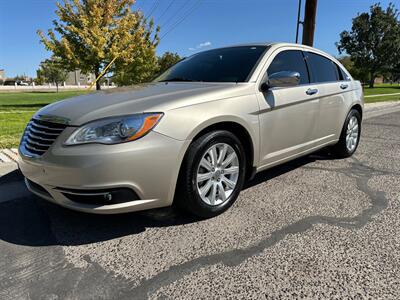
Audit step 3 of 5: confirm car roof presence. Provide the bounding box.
[217,42,340,64]
[217,42,322,52]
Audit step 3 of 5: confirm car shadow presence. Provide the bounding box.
[244,150,335,190]
[0,150,333,247]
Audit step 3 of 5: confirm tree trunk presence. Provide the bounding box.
[96,79,101,91]
[94,69,101,91]
[56,82,59,93]
[369,71,375,88]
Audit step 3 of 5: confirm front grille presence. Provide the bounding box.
[21,118,67,157]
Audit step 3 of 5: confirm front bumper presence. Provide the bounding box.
[18,131,189,214]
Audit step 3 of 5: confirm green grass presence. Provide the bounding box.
[0,90,85,110]
[364,94,400,103]
[363,83,400,96]
[0,91,87,148]
[363,83,400,103]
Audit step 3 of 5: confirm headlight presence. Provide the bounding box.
[64,113,163,145]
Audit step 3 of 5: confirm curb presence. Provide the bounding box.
[0,148,18,163]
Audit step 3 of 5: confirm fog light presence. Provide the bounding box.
[57,187,140,205]
[104,193,113,201]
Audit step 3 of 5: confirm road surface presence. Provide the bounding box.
[1,109,400,299]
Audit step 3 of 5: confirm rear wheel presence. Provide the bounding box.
[332,109,361,158]
[175,130,246,218]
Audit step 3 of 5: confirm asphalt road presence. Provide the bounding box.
[1,109,400,299]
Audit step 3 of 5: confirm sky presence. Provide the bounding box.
[0,0,395,78]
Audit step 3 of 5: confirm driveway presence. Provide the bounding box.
[1,107,400,299]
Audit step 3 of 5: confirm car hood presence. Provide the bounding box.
[34,82,254,125]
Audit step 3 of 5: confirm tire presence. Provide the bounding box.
[332,109,361,158]
[175,130,246,218]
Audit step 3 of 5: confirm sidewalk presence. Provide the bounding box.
[0,148,18,163]
[364,92,400,98]
[364,100,400,119]
[0,149,19,177]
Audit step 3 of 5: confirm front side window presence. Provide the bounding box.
[267,50,310,85]
[155,46,267,83]
[306,52,339,83]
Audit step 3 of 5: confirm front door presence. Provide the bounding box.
[256,49,320,167]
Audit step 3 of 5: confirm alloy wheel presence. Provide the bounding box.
[346,116,359,152]
[196,143,240,206]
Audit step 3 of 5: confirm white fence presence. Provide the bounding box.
[0,84,116,92]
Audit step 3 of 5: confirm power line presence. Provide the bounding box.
[160,0,202,40]
[160,0,191,28]
[147,0,161,19]
[154,0,175,24]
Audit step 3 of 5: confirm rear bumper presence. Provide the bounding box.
[19,131,190,214]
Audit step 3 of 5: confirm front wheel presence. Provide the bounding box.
[332,109,361,158]
[175,130,246,218]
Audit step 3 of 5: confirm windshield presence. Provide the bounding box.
[155,46,267,83]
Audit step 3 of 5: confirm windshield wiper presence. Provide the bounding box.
[159,77,197,82]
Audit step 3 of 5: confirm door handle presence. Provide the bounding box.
[306,88,318,95]
[340,83,349,90]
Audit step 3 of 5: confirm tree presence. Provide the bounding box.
[337,56,369,84]
[336,3,400,88]
[34,71,46,86]
[390,61,400,83]
[112,48,158,86]
[13,75,28,81]
[37,57,68,92]
[157,52,182,75]
[113,51,182,86]
[38,0,160,90]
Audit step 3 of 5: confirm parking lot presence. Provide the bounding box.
[1,107,400,299]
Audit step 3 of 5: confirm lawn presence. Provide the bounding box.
[0,91,87,148]
[363,83,400,103]
[363,83,400,96]
[0,90,85,110]
[364,93,400,103]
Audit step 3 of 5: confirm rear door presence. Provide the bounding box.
[256,49,320,167]
[304,52,345,140]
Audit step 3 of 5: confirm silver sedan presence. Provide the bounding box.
[18,42,363,217]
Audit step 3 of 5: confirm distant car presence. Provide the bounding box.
[17,81,29,86]
[19,42,363,217]
[3,80,16,86]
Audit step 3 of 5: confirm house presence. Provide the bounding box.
[65,70,96,86]
[0,69,5,81]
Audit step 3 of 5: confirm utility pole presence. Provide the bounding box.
[295,0,302,43]
[302,0,318,46]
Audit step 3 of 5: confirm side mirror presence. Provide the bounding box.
[261,71,301,91]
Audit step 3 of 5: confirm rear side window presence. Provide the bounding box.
[267,50,310,85]
[306,52,339,83]
[337,65,350,81]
